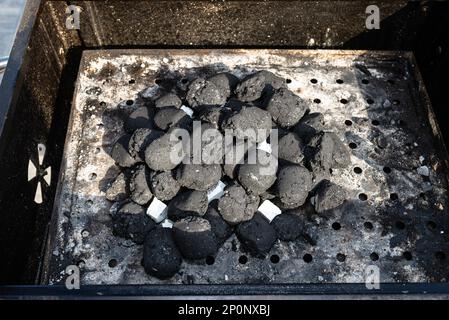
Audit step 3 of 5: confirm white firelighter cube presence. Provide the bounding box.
[161,219,174,229]
[207,180,226,203]
[257,200,282,223]
[146,197,168,223]
[180,105,194,118]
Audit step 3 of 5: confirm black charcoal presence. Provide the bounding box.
[143,227,182,279]
[129,165,153,205]
[172,216,218,260]
[271,213,304,241]
[112,202,155,244]
[278,132,305,165]
[207,72,239,99]
[276,165,312,207]
[154,92,182,109]
[167,189,209,221]
[111,134,137,167]
[217,183,260,225]
[204,200,233,245]
[128,128,164,162]
[266,87,308,128]
[176,163,222,191]
[311,179,347,213]
[124,106,154,133]
[222,106,272,143]
[149,170,180,201]
[305,131,334,180]
[235,73,266,102]
[186,78,228,109]
[153,106,192,131]
[328,132,351,168]
[295,112,326,143]
[145,133,184,171]
[105,171,128,202]
[238,150,278,195]
[236,213,277,258]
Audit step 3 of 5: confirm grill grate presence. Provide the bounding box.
[43,49,449,285]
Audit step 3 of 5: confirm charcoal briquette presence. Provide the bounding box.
[105,171,128,202]
[271,213,304,241]
[112,202,155,244]
[238,150,278,195]
[128,128,164,162]
[278,132,305,165]
[311,179,347,213]
[276,165,312,207]
[235,213,277,258]
[172,216,218,260]
[129,165,153,205]
[222,106,272,143]
[149,170,180,201]
[124,106,154,133]
[207,72,239,99]
[111,134,137,167]
[176,163,222,191]
[234,73,266,102]
[217,183,260,225]
[204,200,233,245]
[186,78,228,109]
[266,87,308,128]
[154,92,182,109]
[153,106,192,131]
[167,189,209,221]
[143,227,182,279]
[145,133,185,171]
[294,112,326,143]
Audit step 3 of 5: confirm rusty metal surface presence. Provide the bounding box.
[44,49,449,285]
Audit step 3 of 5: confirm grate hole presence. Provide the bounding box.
[340,98,348,104]
[89,173,97,181]
[345,120,352,126]
[181,78,189,84]
[310,78,318,84]
[81,229,89,238]
[383,166,392,174]
[371,120,380,126]
[303,254,313,263]
[155,79,163,85]
[95,147,101,154]
[362,79,370,84]
[313,98,321,104]
[336,79,344,84]
[206,256,215,265]
[238,255,248,264]
[358,193,368,201]
[332,222,341,230]
[100,101,107,107]
[126,99,134,106]
[435,251,446,261]
[364,221,374,230]
[270,254,280,264]
[370,252,379,261]
[403,251,413,261]
[336,253,346,262]
[286,78,292,84]
[354,167,362,174]
[349,142,357,149]
[77,260,86,268]
[366,98,374,105]
[108,259,118,268]
[392,99,400,106]
[390,193,399,201]
[128,79,135,84]
[395,221,406,230]
[427,221,437,230]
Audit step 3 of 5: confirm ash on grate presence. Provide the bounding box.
[105,70,350,279]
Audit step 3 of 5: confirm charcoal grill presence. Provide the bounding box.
[1,1,449,297]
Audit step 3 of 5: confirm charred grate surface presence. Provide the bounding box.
[44,50,449,285]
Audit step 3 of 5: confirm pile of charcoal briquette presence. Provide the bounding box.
[105,69,350,279]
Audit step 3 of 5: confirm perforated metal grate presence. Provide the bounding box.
[43,49,449,285]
